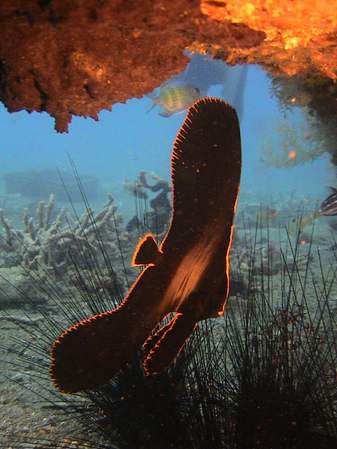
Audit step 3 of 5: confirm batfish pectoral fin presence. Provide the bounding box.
[132,233,162,266]
[143,312,198,376]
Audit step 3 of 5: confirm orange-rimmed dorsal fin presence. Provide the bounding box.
[132,233,162,266]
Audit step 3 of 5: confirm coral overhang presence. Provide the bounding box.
[1,0,337,132]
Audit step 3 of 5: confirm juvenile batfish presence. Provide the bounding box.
[151,84,200,117]
[50,98,242,393]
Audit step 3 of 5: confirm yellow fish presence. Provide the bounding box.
[151,84,200,117]
[288,211,321,236]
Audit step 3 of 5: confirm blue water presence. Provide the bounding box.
[1,57,336,448]
[0,61,334,220]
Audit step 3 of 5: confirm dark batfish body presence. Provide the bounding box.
[50,98,242,393]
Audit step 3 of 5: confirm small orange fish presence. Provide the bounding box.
[50,98,242,393]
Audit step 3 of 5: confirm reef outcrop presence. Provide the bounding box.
[0,193,132,294]
[0,0,264,132]
[2,1,337,163]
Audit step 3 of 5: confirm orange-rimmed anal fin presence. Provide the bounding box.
[143,312,198,376]
[142,315,174,358]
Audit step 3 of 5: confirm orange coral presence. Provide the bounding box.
[2,0,337,128]
[200,0,337,78]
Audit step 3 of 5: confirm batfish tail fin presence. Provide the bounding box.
[143,312,197,376]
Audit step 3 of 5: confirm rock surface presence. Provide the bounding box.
[0,0,264,131]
